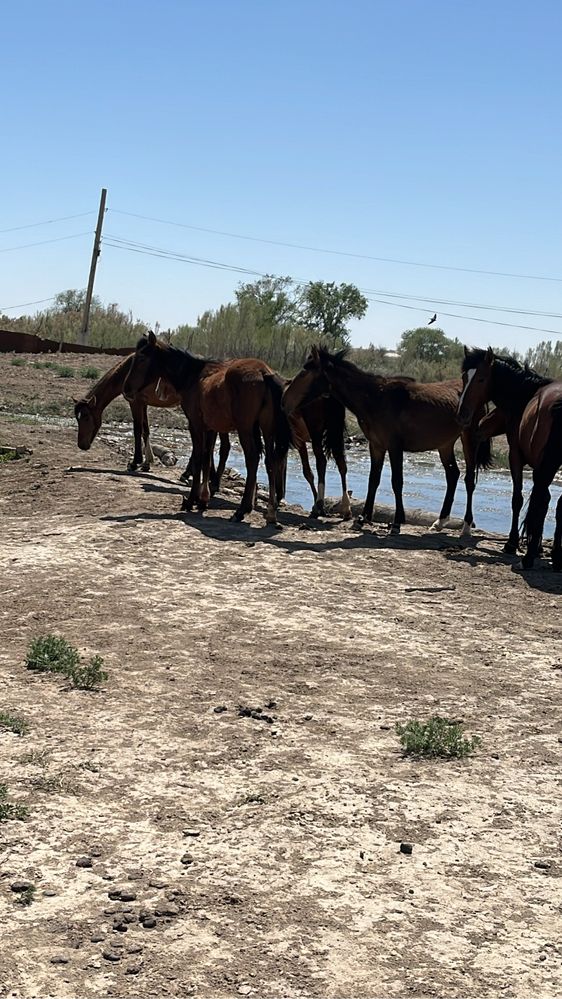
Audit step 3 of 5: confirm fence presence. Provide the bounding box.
[0,329,133,356]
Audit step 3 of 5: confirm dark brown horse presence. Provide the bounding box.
[73,354,230,487]
[286,392,352,520]
[283,345,492,535]
[458,347,562,570]
[123,333,292,525]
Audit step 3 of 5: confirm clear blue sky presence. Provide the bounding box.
[2,0,561,351]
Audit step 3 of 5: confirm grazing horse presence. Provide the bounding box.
[73,355,230,487]
[282,345,492,536]
[123,332,292,525]
[458,346,562,570]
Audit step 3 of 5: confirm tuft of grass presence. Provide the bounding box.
[0,784,28,822]
[79,365,100,380]
[25,635,107,690]
[55,364,74,378]
[19,748,50,766]
[0,711,29,736]
[14,885,36,906]
[10,357,27,366]
[396,716,481,759]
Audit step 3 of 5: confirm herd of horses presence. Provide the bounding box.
[73,333,562,571]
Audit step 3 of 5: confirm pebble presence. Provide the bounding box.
[11,881,33,892]
[43,888,57,897]
[142,917,157,929]
[213,705,227,714]
[76,857,93,868]
[126,962,143,975]
[113,922,128,933]
[155,904,179,917]
[534,861,551,870]
[238,987,253,996]
[50,956,70,965]
[126,944,143,955]
[400,843,414,855]
[304,714,313,721]
[102,950,121,962]
[181,853,194,866]
[183,829,200,838]
[90,935,105,943]
[149,878,169,889]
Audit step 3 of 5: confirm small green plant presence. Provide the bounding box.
[26,634,79,674]
[79,365,100,380]
[55,365,74,378]
[14,885,36,906]
[10,357,26,366]
[19,749,50,766]
[0,784,28,822]
[396,716,481,759]
[25,635,107,690]
[0,712,29,736]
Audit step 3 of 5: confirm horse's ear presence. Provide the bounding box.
[486,346,494,363]
[463,345,469,358]
[148,330,157,346]
[310,345,320,361]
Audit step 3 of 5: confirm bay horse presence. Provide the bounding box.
[73,354,230,488]
[458,346,562,570]
[123,332,292,525]
[282,345,493,536]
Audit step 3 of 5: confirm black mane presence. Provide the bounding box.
[462,346,552,396]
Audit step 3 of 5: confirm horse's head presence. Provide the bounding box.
[74,396,101,450]
[123,331,161,401]
[457,346,495,427]
[282,345,335,416]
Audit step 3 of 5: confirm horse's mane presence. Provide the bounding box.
[462,347,551,391]
[135,335,220,366]
[316,345,416,388]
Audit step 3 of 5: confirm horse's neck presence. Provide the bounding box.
[158,348,210,392]
[327,364,383,417]
[492,363,550,414]
[88,359,129,412]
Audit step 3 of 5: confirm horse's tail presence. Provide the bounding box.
[475,435,494,475]
[264,372,293,462]
[322,396,347,460]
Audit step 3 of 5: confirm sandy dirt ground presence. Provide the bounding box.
[1,354,561,999]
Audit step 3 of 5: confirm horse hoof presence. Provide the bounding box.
[520,555,535,570]
[503,541,518,555]
[141,462,150,472]
[390,524,401,536]
[231,510,245,522]
[127,464,139,474]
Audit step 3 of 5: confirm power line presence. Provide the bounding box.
[0,296,56,312]
[0,231,92,254]
[361,286,562,320]
[0,211,95,235]
[104,233,562,337]
[109,207,562,285]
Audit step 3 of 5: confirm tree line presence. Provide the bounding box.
[2,281,561,381]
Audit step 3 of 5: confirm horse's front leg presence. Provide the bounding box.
[521,476,551,569]
[211,433,230,494]
[263,433,282,526]
[388,445,405,534]
[198,431,217,510]
[127,400,145,472]
[431,444,460,532]
[359,443,385,523]
[141,405,154,471]
[505,444,524,554]
[181,428,203,511]
[333,446,352,521]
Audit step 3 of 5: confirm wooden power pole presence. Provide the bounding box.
[79,187,107,345]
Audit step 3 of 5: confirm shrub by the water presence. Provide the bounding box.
[396,716,480,759]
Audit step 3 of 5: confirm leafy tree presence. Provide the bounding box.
[525,339,562,377]
[298,281,368,345]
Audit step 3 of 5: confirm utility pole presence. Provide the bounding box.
[79,187,107,345]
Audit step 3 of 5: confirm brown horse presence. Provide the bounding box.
[282,345,492,535]
[123,333,292,524]
[286,392,352,520]
[458,347,562,570]
[73,354,231,487]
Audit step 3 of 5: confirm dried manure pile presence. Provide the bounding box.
[0,354,561,998]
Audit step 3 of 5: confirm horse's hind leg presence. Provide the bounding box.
[211,433,230,494]
[431,445,460,532]
[333,441,352,521]
[552,495,562,571]
[198,431,217,510]
[180,452,193,484]
[234,427,260,522]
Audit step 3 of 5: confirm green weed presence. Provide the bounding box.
[14,885,36,906]
[396,716,481,759]
[0,712,29,736]
[55,365,74,378]
[25,635,107,690]
[79,365,100,380]
[10,357,27,366]
[0,784,28,822]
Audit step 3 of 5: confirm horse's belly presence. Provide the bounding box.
[201,386,234,433]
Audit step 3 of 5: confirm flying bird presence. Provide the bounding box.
[428,313,437,325]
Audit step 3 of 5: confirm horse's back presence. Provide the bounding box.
[519,380,562,467]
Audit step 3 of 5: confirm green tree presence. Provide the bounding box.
[298,281,368,345]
